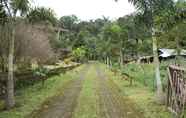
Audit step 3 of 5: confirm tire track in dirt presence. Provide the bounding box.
[96,65,144,118]
[31,65,89,118]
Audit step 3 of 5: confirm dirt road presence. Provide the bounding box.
[31,63,144,118]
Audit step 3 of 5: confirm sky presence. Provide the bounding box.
[33,0,135,21]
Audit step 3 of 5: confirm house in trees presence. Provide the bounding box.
[159,48,186,61]
[138,49,186,63]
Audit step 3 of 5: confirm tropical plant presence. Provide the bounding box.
[27,7,57,26]
[1,0,30,109]
[127,0,174,103]
[72,46,87,62]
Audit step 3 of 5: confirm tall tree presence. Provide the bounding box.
[58,15,79,50]
[127,0,174,103]
[27,7,57,26]
[59,15,78,30]
[2,0,30,109]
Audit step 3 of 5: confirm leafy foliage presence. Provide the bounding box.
[72,46,87,62]
[27,7,57,26]
[33,66,49,78]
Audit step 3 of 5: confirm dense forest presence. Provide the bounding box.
[0,0,186,118]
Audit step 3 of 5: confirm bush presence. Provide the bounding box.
[15,67,50,89]
[111,63,120,73]
[33,66,50,78]
[64,57,72,65]
[72,46,86,63]
[0,100,5,111]
[119,61,178,92]
[121,63,155,90]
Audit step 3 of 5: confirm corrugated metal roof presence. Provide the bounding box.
[159,49,186,58]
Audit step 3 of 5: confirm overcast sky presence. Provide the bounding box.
[33,0,135,21]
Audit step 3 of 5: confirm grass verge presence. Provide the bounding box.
[99,63,172,118]
[0,65,84,118]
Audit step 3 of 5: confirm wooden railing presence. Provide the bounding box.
[167,65,186,118]
[0,64,80,98]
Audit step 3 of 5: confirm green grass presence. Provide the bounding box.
[72,65,98,118]
[0,65,84,118]
[122,63,155,90]
[99,63,172,118]
[113,79,172,118]
[118,60,178,91]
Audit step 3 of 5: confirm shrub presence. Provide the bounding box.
[72,47,86,62]
[33,66,50,78]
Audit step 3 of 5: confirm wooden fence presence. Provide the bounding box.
[0,64,80,98]
[167,65,186,117]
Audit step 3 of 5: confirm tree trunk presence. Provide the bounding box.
[118,56,120,65]
[109,59,112,68]
[6,24,15,109]
[105,57,107,64]
[120,49,123,69]
[106,56,109,67]
[152,30,164,103]
[57,30,60,40]
[175,26,181,64]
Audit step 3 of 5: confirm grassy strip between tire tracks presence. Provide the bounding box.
[73,65,99,118]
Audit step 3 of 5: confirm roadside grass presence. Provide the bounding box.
[99,63,172,118]
[120,59,186,92]
[73,65,99,118]
[0,65,84,118]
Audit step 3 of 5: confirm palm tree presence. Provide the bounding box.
[127,0,174,103]
[2,0,30,109]
[27,7,57,26]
